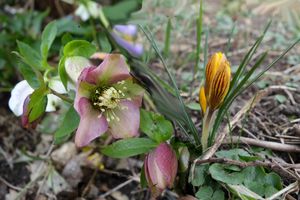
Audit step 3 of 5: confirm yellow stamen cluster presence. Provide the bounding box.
[91,81,130,122]
[199,52,231,114]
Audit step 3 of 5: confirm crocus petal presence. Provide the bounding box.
[75,98,108,147]
[87,54,131,85]
[208,61,231,110]
[8,80,34,116]
[108,100,140,139]
[204,52,226,97]
[199,86,207,115]
[111,32,143,57]
[65,56,91,83]
[113,25,138,36]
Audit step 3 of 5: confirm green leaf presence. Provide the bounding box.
[54,106,80,144]
[140,164,147,188]
[28,86,48,122]
[196,186,213,200]
[186,102,201,111]
[63,40,96,57]
[98,32,112,53]
[212,189,225,200]
[58,56,68,90]
[265,172,282,190]
[191,164,208,186]
[18,63,40,89]
[209,163,245,185]
[275,94,287,104]
[227,184,264,200]
[103,0,143,23]
[140,109,173,143]
[17,40,43,70]
[216,149,250,161]
[163,18,172,57]
[101,138,157,158]
[41,21,57,61]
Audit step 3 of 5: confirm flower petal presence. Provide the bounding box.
[74,67,97,113]
[111,32,143,57]
[154,143,178,187]
[65,56,91,83]
[91,54,131,85]
[199,86,207,115]
[8,80,34,116]
[113,25,138,36]
[108,100,140,139]
[75,97,108,147]
[113,78,144,106]
[204,52,226,97]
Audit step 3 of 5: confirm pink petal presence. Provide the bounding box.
[74,67,97,113]
[75,98,108,147]
[90,54,131,85]
[154,143,178,187]
[108,100,140,139]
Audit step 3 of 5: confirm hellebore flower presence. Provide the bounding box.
[144,143,178,197]
[75,1,101,21]
[199,52,231,114]
[111,25,143,57]
[9,79,67,117]
[199,52,231,151]
[74,54,144,147]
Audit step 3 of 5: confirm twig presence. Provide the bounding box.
[223,136,300,153]
[98,178,136,198]
[266,181,298,200]
[0,176,22,191]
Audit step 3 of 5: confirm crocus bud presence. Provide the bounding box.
[203,52,231,112]
[144,143,178,196]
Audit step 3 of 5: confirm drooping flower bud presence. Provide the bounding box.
[21,95,39,129]
[144,143,178,196]
[201,52,231,112]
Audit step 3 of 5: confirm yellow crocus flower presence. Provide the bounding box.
[200,52,231,114]
[199,52,231,151]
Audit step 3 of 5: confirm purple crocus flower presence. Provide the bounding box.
[74,54,144,147]
[144,143,178,196]
[112,25,143,58]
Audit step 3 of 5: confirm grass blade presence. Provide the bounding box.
[163,18,172,57]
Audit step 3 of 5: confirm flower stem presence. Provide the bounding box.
[50,89,73,104]
[201,108,214,152]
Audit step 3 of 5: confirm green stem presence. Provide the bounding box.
[50,89,73,104]
[201,108,213,152]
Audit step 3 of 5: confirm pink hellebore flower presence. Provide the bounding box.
[144,143,178,196]
[74,54,144,147]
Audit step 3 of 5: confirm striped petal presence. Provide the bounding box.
[199,86,207,115]
[208,60,231,110]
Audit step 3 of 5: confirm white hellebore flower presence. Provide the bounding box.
[75,1,101,21]
[9,79,67,116]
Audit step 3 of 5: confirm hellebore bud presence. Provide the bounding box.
[144,143,178,196]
